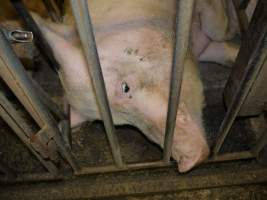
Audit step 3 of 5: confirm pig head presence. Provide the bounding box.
[31,0,209,173]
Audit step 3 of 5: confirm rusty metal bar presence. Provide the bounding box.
[1,160,267,199]
[0,91,59,175]
[208,151,254,163]
[213,0,267,156]
[163,0,195,162]
[70,0,124,168]
[10,0,60,72]
[0,29,79,172]
[0,150,256,183]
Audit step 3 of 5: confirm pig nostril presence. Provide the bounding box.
[122,82,130,93]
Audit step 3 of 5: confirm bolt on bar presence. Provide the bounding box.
[0,29,79,172]
[213,0,267,156]
[70,0,124,168]
[163,0,195,162]
[10,0,60,72]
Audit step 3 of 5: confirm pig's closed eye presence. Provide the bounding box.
[122,82,130,93]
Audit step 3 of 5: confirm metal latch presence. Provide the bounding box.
[2,28,33,43]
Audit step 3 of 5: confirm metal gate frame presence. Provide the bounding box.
[0,0,267,183]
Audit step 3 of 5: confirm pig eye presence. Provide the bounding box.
[122,82,130,93]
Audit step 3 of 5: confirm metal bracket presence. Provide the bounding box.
[2,28,33,43]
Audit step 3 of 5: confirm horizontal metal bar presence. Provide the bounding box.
[0,91,59,175]
[213,1,267,156]
[0,149,256,183]
[70,0,124,168]
[1,160,266,199]
[0,29,79,172]
[208,151,254,163]
[77,161,170,176]
[163,0,195,162]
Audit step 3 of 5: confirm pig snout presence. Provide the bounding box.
[173,102,209,172]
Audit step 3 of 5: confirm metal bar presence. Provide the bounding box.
[232,0,249,37]
[239,0,251,9]
[0,160,16,178]
[1,161,267,199]
[0,29,79,172]
[70,0,124,168]
[0,92,59,175]
[208,151,254,163]
[31,77,66,120]
[10,0,60,72]
[163,0,195,162]
[251,128,267,156]
[61,100,71,148]
[0,150,256,183]
[213,0,267,156]
[42,0,62,23]
[77,161,169,176]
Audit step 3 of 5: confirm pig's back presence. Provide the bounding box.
[64,0,176,29]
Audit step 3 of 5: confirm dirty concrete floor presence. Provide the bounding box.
[101,185,267,200]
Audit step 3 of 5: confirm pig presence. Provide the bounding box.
[191,0,258,67]
[30,0,210,173]
[3,0,256,172]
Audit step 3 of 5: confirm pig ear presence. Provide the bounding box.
[31,12,78,45]
[30,12,81,66]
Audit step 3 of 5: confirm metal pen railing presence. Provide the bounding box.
[212,0,267,157]
[0,28,79,173]
[163,0,195,162]
[70,0,124,168]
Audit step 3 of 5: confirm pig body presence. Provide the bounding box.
[32,0,210,172]
[191,0,258,67]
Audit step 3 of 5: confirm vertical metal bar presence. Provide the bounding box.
[232,0,249,37]
[213,0,267,156]
[70,0,124,168]
[163,0,195,162]
[251,128,267,156]
[0,29,79,172]
[30,78,66,120]
[60,100,71,149]
[42,0,62,23]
